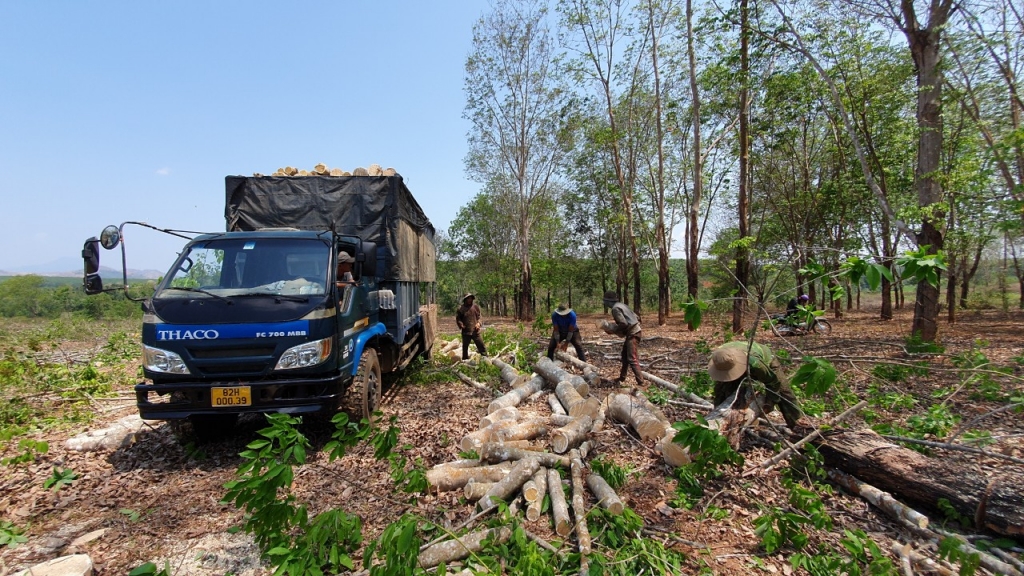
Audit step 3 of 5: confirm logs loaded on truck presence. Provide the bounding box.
[79,167,437,438]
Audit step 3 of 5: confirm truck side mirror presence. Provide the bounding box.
[359,241,377,278]
[99,225,121,250]
[82,238,104,295]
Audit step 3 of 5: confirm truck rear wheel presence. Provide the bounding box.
[352,348,381,421]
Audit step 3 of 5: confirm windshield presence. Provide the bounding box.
[156,237,331,299]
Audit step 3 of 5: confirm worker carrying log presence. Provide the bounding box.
[707,341,807,430]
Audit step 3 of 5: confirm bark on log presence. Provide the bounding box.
[606,393,689,466]
[815,429,1024,537]
[487,357,525,389]
[426,462,511,492]
[570,449,592,555]
[526,466,548,522]
[586,472,624,515]
[827,468,929,529]
[524,466,546,503]
[534,357,589,396]
[417,526,512,569]
[461,419,549,452]
[431,458,480,469]
[554,380,586,416]
[478,442,571,469]
[548,393,567,416]
[455,371,491,393]
[555,351,601,388]
[480,406,519,428]
[463,480,496,501]
[477,458,541,512]
[487,375,546,414]
[547,467,571,536]
[551,415,594,454]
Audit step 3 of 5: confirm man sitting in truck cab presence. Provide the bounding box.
[336,251,356,287]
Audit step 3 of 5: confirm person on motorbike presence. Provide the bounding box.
[786,294,810,324]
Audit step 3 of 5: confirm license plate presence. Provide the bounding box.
[211,386,251,408]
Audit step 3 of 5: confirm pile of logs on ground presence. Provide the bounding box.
[420,344,1024,574]
[257,163,399,177]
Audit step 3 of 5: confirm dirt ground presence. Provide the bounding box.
[1,306,1022,575]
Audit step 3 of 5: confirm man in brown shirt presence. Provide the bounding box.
[455,293,487,361]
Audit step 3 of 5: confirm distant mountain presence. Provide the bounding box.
[0,258,164,280]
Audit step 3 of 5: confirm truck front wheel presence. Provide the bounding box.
[352,348,381,421]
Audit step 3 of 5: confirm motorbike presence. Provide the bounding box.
[766,312,832,336]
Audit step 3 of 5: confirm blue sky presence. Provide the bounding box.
[0,1,483,273]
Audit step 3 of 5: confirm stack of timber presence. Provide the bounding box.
[422,355,629,572]
[263,163,399,177]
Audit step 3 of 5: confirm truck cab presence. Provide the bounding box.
[82,174,436,437]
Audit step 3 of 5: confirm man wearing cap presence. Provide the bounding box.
[707,340,803,429]
[601,290,644,388]
[456,293,486,360]
[546,304,586,361]
[336,251,356,287]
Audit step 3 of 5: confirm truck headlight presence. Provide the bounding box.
[275,337,332,370]
[143,345,191,374]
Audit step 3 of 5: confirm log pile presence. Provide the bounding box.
[261,163,399,177]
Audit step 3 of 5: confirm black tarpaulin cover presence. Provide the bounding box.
[224,175,435,282]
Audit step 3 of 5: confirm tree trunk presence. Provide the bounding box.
[685,0,702,318]
[733,0,750,334]
[814,429,1024,537]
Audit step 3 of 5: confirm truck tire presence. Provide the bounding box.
[189,413,238,442]
[351,348,382,421]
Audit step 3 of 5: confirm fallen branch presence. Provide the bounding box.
[586,472,623,515]
[889,542,955,576]
[827,468,929,529]
[455,371,492,393]
[757,400,868,470]
[417,526,512,569]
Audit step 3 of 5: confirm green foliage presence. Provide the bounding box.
[792,530,897,576]
[671,418,744,478]
[904,333,945,354]
[120,508,146,523]
[682,296,707,330]
[589,455,633,490]
[790,357,837,395]
[950,343,1014,402]
[128,561,172,576]
[754,508,810,553]
[644,386,671,405]
[937,498,972,528]
[0,520,28,548]
[593,526,688,575]
[362,515,421,576]
[222,413,368,575]
[897,246,948,289]
[43,467,77,491]
[870,362,929,384]
[960,430,996,447]
[906,404,959,438]
[938,537,980,576]
[670,418,743,509]
[1,438,48,466]
[867,383,918,411]
[839,256,894,291]
[681,371,713,399]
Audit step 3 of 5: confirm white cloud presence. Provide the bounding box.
[156,167,171,176]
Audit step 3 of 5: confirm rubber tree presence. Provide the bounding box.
[464,0,566,322]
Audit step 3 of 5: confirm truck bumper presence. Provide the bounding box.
[134,374,348,420]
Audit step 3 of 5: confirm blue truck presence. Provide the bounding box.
[81,174,437,436]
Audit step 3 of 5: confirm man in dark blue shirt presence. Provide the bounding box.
[546,304,587,361]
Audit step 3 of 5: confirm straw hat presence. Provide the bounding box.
[555,304,571,315]
[708,346,749,382]
[462,293,475,303]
